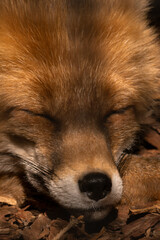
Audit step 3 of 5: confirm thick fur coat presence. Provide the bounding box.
[0,0,160,220]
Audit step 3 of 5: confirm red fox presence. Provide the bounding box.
[0,0,160,220]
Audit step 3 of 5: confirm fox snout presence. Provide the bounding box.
[46,129,122,220]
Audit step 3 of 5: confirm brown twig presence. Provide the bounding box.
[130,202,160,214]
[53,215,84,240]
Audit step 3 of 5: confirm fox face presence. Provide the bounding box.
[0,0,160,220]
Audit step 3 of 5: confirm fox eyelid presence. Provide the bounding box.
[105,105,134,119]
[18,108,58,124]
[17,106,133,122]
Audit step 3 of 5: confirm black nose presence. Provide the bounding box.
[78,172,112,201]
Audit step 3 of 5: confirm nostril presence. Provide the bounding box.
[78,172,112,201]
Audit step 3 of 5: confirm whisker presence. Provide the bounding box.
[20,158,52,177]
[0,151,60,180]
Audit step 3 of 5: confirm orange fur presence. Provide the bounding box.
[0,0,160,219]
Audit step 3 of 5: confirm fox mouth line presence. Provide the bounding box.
[69,205,112,221]
[68,204,111,214]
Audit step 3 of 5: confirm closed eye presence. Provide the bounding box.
[8,107,60,127]
[105,105,134,119]
[18,108,58,124]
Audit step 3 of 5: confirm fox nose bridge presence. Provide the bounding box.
[63,128,114,170]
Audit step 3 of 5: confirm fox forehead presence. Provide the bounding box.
[0,0,159,115]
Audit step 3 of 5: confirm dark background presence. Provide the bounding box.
[148,0,160,35]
